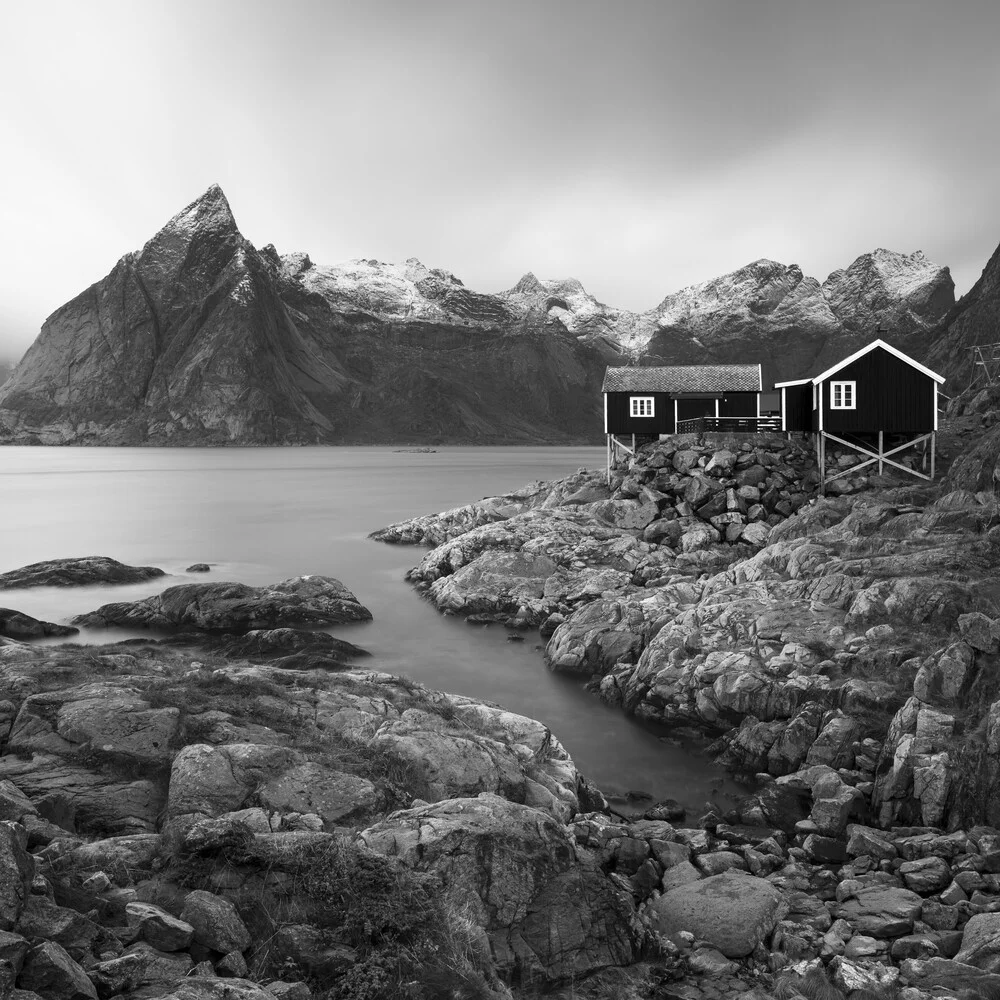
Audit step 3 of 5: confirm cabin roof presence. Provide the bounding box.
[809,338,945,385]
[602,364,762,393]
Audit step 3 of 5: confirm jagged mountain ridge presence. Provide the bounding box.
[0,186,960,444]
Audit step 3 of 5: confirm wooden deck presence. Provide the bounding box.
[675,416,782,434]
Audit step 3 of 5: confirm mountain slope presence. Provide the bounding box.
[0,186,959,445]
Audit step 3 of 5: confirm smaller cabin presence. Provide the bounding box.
[603,364,774,436]
[775,339,944,435]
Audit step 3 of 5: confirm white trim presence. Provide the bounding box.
[756,387,761,421]
[774,377,812,388]
[673,398,678,431]
[714,398,720,418]
[810,338,945,385]
[830,380,857,409]
[603,393,608,434]
[630,396,655,418]
[781,386,786,431]
[934,383,938,431]
[758,363,763,393]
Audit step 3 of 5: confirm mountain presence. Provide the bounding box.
[0,186,958,445]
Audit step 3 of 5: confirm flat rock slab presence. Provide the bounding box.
[0,556,165,589]
[0,608,78,639]
[71,576,372,632]
[646,869,787,957]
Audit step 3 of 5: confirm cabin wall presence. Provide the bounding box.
[782,384,813,431]
[719,392,757,417]
[820,347,934,433]
[605,391,674,434]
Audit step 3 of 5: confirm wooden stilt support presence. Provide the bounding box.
[930,432,936,480]
[878,431,884,475]
[606,435,611,486]
[819,433,826,496]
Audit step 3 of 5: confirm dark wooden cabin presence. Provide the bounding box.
[775,340,944,434]
[774,339,945,489]
[603,364,768,436]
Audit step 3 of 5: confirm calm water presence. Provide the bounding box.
[0,446,748,814]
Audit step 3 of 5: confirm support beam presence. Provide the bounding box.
[819,431,936,486]
[878,431,883,475]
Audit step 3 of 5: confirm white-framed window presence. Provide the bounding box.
[830,381,856,409]
[630,396,655,417]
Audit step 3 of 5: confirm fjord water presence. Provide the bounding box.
[1,446,747,814]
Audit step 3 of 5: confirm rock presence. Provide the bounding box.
[834,886,923,938]
[18,941,97,1000]
[0,557,164,590]
[72,576,372,631]
[900,956,1000,994]
[360,794,636,979]
[179,891,251,954]
[956,912,1000,971]
[125,902,194,952]
[214,629,369,663]
[186,564,211,573]
[959,611,1000,653]
[15,896,100,957]
[687,946,737,974]
[645,869,787,957]
[0,609,78,640]
[899,856,952,895]
[216,950,248,977]
[0,822,33,931]
[86,953,147,998]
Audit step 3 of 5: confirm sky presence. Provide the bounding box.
[2,0,998,361]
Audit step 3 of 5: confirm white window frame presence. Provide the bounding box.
[630,396,655,418]
[830,381,856,410]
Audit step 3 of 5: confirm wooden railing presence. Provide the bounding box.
[675,416,783,435]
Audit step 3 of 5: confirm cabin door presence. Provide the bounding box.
[676,397,715,422]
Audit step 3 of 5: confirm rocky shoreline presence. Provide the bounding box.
[2,459,1000,1000]
[366,432,1000,997]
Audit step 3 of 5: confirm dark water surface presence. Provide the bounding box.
[0,446,749,814]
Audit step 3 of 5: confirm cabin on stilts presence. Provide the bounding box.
[603,339,945,492]
[775,339,945,494]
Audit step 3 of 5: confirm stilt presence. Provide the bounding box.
[878,431,884,475]
[930,432,936,480]
[606,435,611,486]
[819,433,826,496]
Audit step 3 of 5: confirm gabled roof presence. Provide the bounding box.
[602,364,762,393]
[779,339,945,387]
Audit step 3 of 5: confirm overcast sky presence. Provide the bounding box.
[2,0,998,360]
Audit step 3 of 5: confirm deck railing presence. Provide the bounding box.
[675,416,783,435]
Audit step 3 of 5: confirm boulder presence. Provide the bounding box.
[0,609,78,639]
[125,902,195,952]
[956,912,1000,972]
[645,870,787,957]
[18,940,97,999]
[834,886,923,938]
[180,891,251,954]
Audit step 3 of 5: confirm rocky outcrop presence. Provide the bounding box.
[71,576,372,632]
[0,557,164,590]
[0,185,956,444]
[0,608,78,639]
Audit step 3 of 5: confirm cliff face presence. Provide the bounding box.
[0,186,959,444]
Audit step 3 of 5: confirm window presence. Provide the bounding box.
[630,396,655,417]
[830,381,856,409]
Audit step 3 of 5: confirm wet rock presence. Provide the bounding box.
[72,576,372,631]
[186,564,211,573]
[0,557,164,590]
